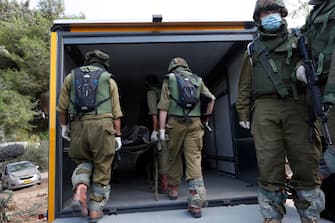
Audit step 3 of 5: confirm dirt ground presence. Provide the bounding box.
[5,172,48,223]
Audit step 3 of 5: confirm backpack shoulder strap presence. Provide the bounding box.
[192,73,202,83]
[164,73,174,79]
[93,69,111,110]
[69,68,80,107]
[247,41,255,57]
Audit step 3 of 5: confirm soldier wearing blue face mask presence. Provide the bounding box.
[261,13,283,31]
[236,0,325,222]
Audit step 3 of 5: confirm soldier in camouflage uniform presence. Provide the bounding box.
[304,0,335,130]
[303,0,335,221]
[304,0,335,171]
[57,50,123,223]
[158,57,215,218]
[145,74,168,193]
[236,1,325,222]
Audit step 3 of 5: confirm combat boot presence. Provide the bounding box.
[158,174,168,194]
[188,189,201,218]
[168,185,178,200]
[71,183,88,216]
[89,210,103,223]
[263,218,281,223]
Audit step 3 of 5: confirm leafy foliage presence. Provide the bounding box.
[0,189,13,222]
[288,0,310,19]
[285,0,311,27]
[0,0,71,139]
[0,87,36,134]
[37,0,64,20]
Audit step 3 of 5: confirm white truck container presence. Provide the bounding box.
[48,19,261,222]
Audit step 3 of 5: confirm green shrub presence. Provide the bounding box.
[0,190,13,222]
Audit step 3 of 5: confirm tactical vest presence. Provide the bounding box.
[250,33,300,97]
[305,0,335,79]
[167,72,202,117]
[69,66,112,116]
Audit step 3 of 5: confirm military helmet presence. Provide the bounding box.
[84,49,110,69]
[168,57,189,73]
[309,0,325,5]
[253,0,288,23]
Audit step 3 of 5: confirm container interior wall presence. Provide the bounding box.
[226,44,258,184]
[57,37,257,213]
[203,42,257,177]
[61,51,80,202]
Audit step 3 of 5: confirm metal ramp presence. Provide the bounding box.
[62,169,258,214]
[106,169,257,211]
[54,203,333,223]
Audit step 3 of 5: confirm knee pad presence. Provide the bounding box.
[88,183,111,211]
[294,188,325,221]
[71,162,93,190]
[258,186,287,220]
[188,178,208,208]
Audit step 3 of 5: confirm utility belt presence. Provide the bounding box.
[69,115,82,121]
[168,115,200,124]
[69,114,114,122]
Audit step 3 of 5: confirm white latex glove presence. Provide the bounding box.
[296,65,307,84]
[150,130,159,142]
[239,121,250,129]
[115,137,122,151]
[285,157,293,180]
[61,125,71,141]
[159,129,166,141]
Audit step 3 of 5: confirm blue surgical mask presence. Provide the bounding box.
[261,13,283,32]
